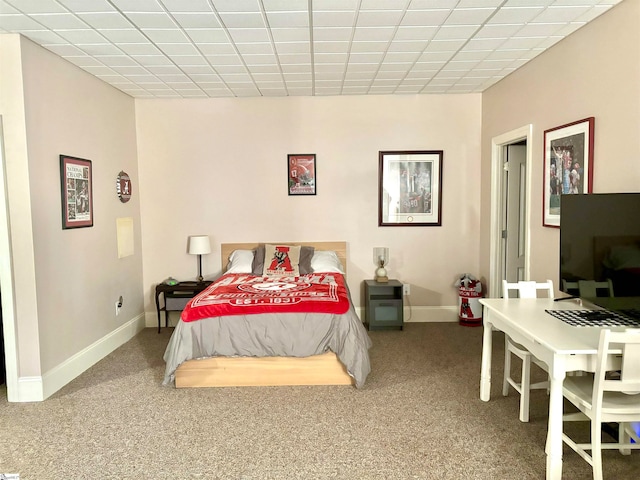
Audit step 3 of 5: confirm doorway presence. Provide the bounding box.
[489,125,533,297]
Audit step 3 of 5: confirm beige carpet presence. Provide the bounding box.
[1,323,638,479]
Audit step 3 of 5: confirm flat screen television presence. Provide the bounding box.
[560,193,640,313]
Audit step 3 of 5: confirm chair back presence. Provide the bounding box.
[502,280,555,299]
[578,279,614,298]
[593,329,640,406]
[562,279,614,297]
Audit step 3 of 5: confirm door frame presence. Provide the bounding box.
[0,115,18,400]
[489,125,533,297]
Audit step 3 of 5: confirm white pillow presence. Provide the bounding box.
[226,249,255,274]
[311,250,345,274]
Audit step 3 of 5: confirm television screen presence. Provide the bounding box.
[560,193,640,313]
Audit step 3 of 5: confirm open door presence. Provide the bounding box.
[503,144,527,284]
[489,126,533,298]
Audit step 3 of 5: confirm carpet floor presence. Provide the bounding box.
[1,322,638,479]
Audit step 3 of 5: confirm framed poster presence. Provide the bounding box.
[60,154,93,229]
[543,117,594,228]
[288,154,316,195]
[379,150,443,226]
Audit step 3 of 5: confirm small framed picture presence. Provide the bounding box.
[288,154,316,195]
[543,117,595,228]
[60,154,93,229]
[379,150,443,226]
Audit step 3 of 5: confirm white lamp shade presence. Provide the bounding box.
[188,235,211,255]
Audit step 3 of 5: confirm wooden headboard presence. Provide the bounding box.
[221,242,347,275]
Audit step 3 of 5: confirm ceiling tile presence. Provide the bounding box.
[212,0,263,13]
[172,12,221,29]
[401,9,451,26]
[160,0,213,12]
[109,0,164,12]
[445,7,495,24]
[116,42,161,55]
[125,12,177,28]
[218,12,265,28]
[357,10,404,27]
[77,12,133,29]
[6,0,66,14]
[56,29,110,43]
[143,29,190,43]
[20,29,68,43]
[227,28,270,43]
[313,11,357,28]
[266,11,308,28]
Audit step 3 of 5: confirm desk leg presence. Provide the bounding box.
[545,360,566,480]
[480,310,493,402]
[155,292,162,334]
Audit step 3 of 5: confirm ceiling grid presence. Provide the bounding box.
[0,0,622,98]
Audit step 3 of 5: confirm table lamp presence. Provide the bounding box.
[188,235,211,283]
[373,247,389,283]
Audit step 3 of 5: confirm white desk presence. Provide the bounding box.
[479,298,616,480]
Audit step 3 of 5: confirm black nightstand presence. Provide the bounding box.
[363,280,404,331]
[155,281,212,333]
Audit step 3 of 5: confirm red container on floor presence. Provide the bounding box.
[458,283,483,327]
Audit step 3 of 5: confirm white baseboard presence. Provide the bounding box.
[353,305,459,323]
[15,314,147,402]
[404,305,459,323]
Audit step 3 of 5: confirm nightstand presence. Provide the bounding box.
[155,281,212,333]
[363,279,404,331]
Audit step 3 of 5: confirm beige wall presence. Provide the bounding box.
[136,94,482,314]
[480,0,640,289]
[0,35,144,398]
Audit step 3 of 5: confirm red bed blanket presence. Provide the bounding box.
[181,273,351,322]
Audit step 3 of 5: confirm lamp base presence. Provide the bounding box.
[375,266,388,283]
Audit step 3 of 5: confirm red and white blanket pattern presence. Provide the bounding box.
[181,273,350,322]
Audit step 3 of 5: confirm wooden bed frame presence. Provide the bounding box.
[174,241,354,388]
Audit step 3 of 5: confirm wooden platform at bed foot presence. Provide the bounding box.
[174,352,354,388]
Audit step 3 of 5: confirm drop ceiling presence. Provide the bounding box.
[0,0,622,98]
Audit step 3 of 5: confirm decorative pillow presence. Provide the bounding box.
[226,249,255,274]
[262,244,301,276]
[252,245,314,275]
[311,250,345,274]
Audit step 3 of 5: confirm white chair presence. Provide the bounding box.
[562,279,614,298]
[502,280,554,422]
[562,328,640,480]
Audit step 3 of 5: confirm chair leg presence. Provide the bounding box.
[592,420,603,480]
[619,423,631,455]
[503,338,511,397]
[519,355,531,423]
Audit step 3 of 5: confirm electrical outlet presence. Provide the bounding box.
[115,295,123,315]
[403,283,410,295]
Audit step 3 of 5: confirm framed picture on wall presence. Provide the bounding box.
[542,117,594,228]
[378,150,443,226]
[288,154,316,195]
[60,154,93,229]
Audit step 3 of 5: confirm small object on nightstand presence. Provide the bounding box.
[373,247,389,283]
[165,277,178,286]
[363,279,403,331]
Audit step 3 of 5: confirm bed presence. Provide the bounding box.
[162,242,372,388]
